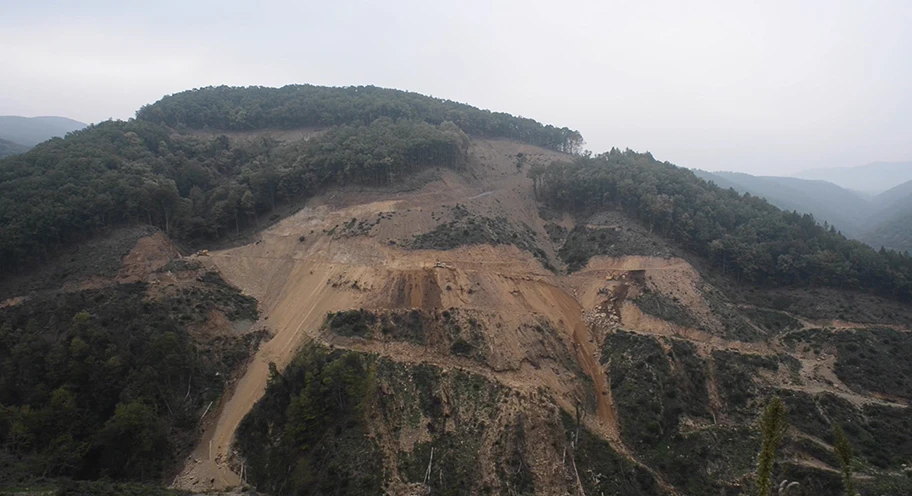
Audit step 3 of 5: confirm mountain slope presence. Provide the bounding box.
[171,138,911,494]
[0,137,29,158]
[0,115,86,147]
[694,170,872,236]
[858,179,912,253]
[2,86,912,495]
[533,152,912,300]
[695,168,912,252]
[873,178,912,208]
[795,161,912,195]
[0,86,584,275]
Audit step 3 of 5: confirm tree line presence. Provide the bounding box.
[531,149,912,300]
[0,118,468,274]
[135,85,584,154]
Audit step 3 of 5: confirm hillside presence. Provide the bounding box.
[873,178,912,208]
[795,161,912,195]
[2,87,912,495]
[695,169,912,253]
[694,170,872,237]
[173,139,910,495]
[0,137,29,159]
[858,180,912,253]
[0,115,87,147]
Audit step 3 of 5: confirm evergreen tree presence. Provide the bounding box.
[755,396,788,496]
[833,424,859,496]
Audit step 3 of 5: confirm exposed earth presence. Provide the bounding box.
[8,136,907,494]
[149,138,909,493]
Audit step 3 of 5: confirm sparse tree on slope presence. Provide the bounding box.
[756,396,788,496]
[833,424,860,496]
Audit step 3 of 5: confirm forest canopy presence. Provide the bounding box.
[531,149,912,300]
[1,84,583,275]
[0,118,468,274]
[135,85,584,154]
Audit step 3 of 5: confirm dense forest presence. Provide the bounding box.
[0,117,468,274]
[236,346,380,495]
[531,149,912,300]
[0,274,259,484]
[136,85,584,154]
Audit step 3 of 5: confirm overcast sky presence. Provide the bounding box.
[2,0,910,175]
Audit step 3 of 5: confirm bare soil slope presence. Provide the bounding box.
[171,138,912,494]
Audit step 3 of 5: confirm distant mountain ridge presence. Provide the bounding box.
[795,161,912,195]
[693,170,872,237]
[697,169,912,253]
[0,115,87,149]
[864,179,912,252]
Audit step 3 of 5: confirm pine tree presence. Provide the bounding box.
[756,396,788,496]
[833,424,859,496]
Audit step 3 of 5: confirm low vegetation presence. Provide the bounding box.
[712,350,780,412]
[556,221,671,273]
[633,288,702,329]
[740,307,802,334]
[410,213,550,268]
[325,308,489,363]
[601,333,758,493]
[560,411,663,495]
[784,327,912,401]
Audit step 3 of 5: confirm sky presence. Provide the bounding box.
[2,0,910,175]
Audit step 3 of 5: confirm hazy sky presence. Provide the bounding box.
[2,0,910,175]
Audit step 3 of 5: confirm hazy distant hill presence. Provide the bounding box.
[0,137,29,159]
[795,161,912,195]
[861,179,912,252]
[873,178,912,209]
[696,168,912,252]
[0,115,87,147]
[865,214,912,253]
[694,170,872,236]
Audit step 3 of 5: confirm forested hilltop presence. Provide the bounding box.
[0,85,584,276]
[136,85,584,154]
[531,149,912,300]
[4,85,912,304]
[0,119,469,274]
